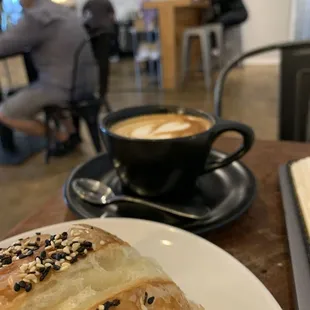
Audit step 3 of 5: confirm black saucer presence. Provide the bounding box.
[64,150,256,235]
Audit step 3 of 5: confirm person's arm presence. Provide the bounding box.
[0,16,43,58]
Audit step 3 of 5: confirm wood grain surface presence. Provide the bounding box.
[144,0,210,89]
[4,138,310,310]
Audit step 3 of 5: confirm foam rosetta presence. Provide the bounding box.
[110,113,212,140]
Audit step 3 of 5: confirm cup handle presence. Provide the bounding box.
[204,120,255,173]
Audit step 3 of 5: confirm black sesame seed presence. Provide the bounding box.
[18,254,27,259]
[45,240,51,246]
[19,281,26,288]
[26,250,33,256]
[51,253,57,260]
[40,266,51,281]
[28,242,38,246]
[38,267,45,273]
[147,296,155,305]
[112,299,120,306]
[82,241,92,248]
[16,250,22,256]
[36,237,41,242]
[14,283,20,292]
[25,282,32,292]
[36,232,41,235]
[77,246,85,253]
[53,264,61,271]
[144,292,148,305]
[18,238,23,241]
[2,257,12,265]
[50,235,56,241]
[40,251,47,259]
[13,243,21,246]
[71,256,78,264]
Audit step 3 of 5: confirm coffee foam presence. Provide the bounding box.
[110,113,212,140]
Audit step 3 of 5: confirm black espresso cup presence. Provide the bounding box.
[100,105,254,199]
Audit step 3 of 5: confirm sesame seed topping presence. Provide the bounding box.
[10,231,94,294]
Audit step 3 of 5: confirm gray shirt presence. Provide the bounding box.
[0,0,97,98]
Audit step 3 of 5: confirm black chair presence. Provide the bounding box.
[44,32,112,163]
[214,41,310,142]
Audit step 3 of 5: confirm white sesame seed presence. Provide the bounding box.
[72,237,81,242]
[44,259,53,264]
[70,252,77,257]
[29,261,36,268]
[20,264,28,272]
[71,243,80,252]
[45,246,53,251]
[59,263,70,272]
[55,261,61,266]
[49,250,56,255]
[36,258,41,264]
[60,259,65,263]
[98,305,104,310]
[63,246,70,254]
[45,263,52,267]
[100,240,105,245]
[61,240,68,246]
[29,266,36,273]
[84,249,88,255]
[19,273,27,278]
[55,239,62,245]
[92,244,97,251]
[25,274,38,283]
[23,278,31,283]
[50,241,55,248]
[55,234,61,240]
[61,262,71,268]
[36,263,45,269]
[35,271,40,276]
[15,246,22,251]
[65,256,72,261]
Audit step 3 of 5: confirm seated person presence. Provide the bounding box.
[0,0,97,155]
[208,0,248,28]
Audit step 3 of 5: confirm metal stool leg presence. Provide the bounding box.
[213,25,224,69]
[199,32,212,89]
[181,32,191,86]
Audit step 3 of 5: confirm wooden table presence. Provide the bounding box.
[5,138,310,310]
[144,0,210,89]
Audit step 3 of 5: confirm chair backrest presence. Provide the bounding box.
[214,41,310,142]
[70,33,99,102]
[71,31,113,102]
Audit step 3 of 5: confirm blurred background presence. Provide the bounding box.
[0,0,308,237]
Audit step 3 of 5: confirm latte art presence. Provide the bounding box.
[110,113,212,139]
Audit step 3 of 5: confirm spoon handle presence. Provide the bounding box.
[108,195,200,220]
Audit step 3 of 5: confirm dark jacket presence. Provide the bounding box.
[83,0,115,34]
[211,0,248,27]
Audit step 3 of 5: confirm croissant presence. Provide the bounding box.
[0,224,204,309]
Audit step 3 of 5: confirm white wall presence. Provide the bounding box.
[75,0,140,20]
[242,0,293,64]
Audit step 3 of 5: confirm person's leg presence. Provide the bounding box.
[0,87,69,141]
[92,34,111,98]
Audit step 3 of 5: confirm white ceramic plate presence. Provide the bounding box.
[0,218,282,309]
